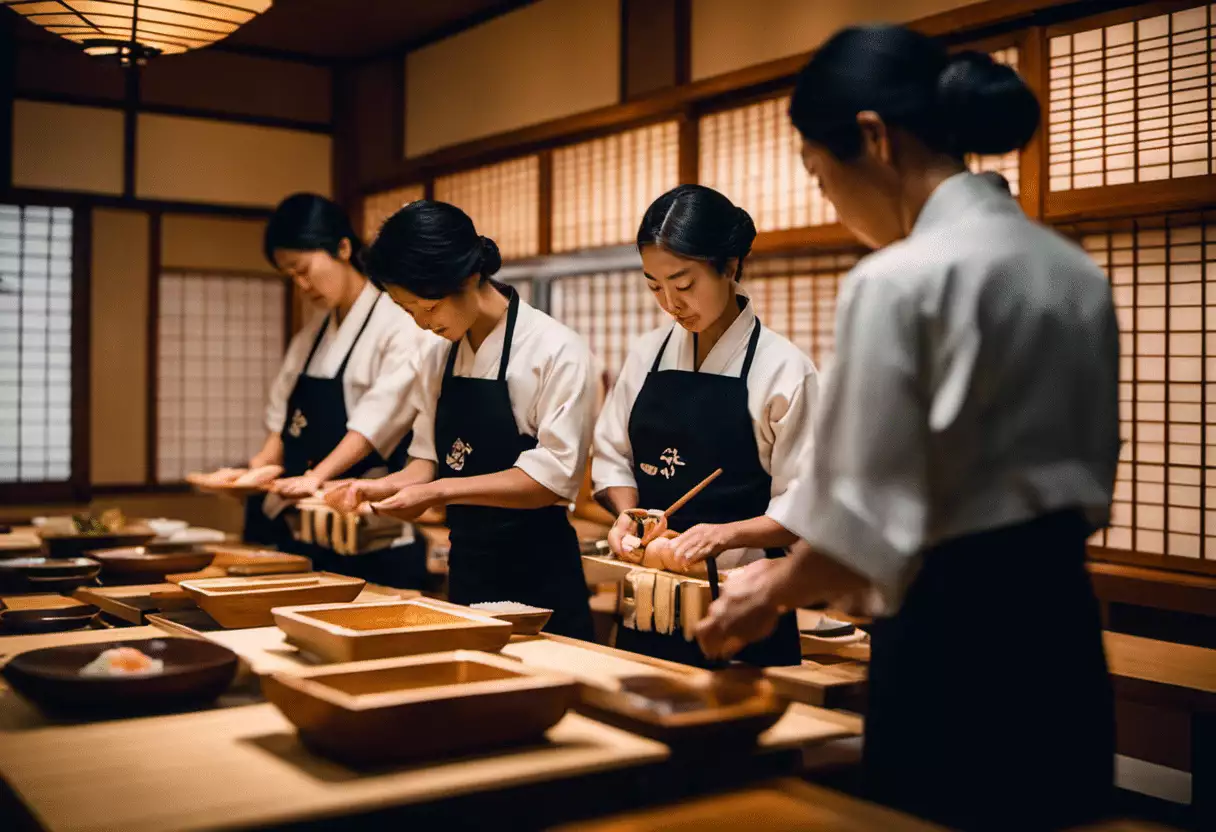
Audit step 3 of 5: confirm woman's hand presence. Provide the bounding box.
[608,511,644,562]
[695,558,785,659]
[272,472,324,499]
[324,479,395,514]
[371,483,443,521]
[671,523,734,567]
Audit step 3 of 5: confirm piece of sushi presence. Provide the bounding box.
[78,646,165,677]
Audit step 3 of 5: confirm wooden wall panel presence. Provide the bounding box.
[90,209,149,486]
[13,39,125,102]
[141,51,332,126]
[622,0,680,100]
[161,215,272,274]
[136,114,332,207]
[350,56,402,188]
[12,100,125,195]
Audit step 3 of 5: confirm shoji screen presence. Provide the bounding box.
[434,156,540,260]
[746,254,860,369]
[0,204,73,484]
[551,121,680,252]
[1048,4,1215,191]
[1078,213,1216,564]
[699,95,836,231]
[362,183,425,242]
[966,46,1024,194]
[549,270,665,382]
[156,273,286,482]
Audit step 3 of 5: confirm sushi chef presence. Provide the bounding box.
[325,200,596,640]
[592,185,818,667]
[695,26,1118,830]
[248,193,434,587]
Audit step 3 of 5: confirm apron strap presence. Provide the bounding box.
[739,318,762,381]
[442,285,521,382]
[301,313,332,375]
[334,292,383,379]
[650,326,677,373]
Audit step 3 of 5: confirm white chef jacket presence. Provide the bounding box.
[408,298,597,502]
[265,280,438,459]
[774,172,1120,611]
[593,297,820,566]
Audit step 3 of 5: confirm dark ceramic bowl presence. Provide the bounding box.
[0,556,102,595]
[86,546,216,581]
[2,637,240,715]
[0,604,101,634]
[40,529,157,558]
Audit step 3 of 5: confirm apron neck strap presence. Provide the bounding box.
[334,292,382,378]
[650,326,677,373]
[301,312,332,373]
[443,284,521,382]
[655,317,762,380]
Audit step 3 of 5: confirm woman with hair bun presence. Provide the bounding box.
[592,184,819,667]
[326,200,595,640]
[243,193,434,587]
[697,25,1119,829]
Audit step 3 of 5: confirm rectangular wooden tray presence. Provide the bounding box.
[275,599,513,663]
[73,583,196,624]
[179,573,365,629]
[261,650,579,766]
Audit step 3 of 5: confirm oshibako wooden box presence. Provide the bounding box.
[178,573,365,629]
[260,651,579,766]
[273,599,513,663]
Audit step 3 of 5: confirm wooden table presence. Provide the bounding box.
[0,594,83,612]
[1104,631,1216,827]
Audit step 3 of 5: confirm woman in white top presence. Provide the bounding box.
[248,193,434,588]
[326,200,596,640]
[696,26,1119,830]
[593,185,818,667]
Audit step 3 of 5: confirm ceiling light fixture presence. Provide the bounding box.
[0,1,273,66]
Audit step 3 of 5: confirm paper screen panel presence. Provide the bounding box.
[698,96,836,231]
[747,254,860,369]
[156,273,286,482]
[551,121,679,252]
[363,184,425,242]
[966,47,1024,195]
[501,278,532,305]
[1049,4,1215,191]
[1081,214,1216,562]
[434,156,540,260]
[549,270,664,382]
[0,205,73,484]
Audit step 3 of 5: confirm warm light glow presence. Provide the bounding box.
[1,1,273,64]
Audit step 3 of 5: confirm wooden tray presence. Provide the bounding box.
[179,573,365,629]
[261,650,579,766]
[74,583,196,625]
[576,673,789,748]
[274,599,513,663]
[184,472,272,498]
[764,660,869,709]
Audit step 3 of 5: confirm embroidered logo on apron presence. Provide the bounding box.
[641,448,685,479]
[446,438,474,471]
[287,409,308,438]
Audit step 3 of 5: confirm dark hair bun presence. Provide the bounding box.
[937,51,1040,155]
[478,235,502,279]
[728,207,758,259]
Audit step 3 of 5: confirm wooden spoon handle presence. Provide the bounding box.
[663,469,723,518]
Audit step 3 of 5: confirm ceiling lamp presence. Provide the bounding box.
[0,1,273,66]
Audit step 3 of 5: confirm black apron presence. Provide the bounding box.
[435,287,594,641]
[864,510,1114,831]
[243,293,426,589]
[615,313,801,668]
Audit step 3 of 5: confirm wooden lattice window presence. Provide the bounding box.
[0,204,73,486]
[501,277,533,305]
[746,254,860,369]
[549,270,665,383]
[362,184,425,242]
[1048,4,1215,191]
[156,273,286,482]
[551,122,680,253]
[967,46,1024,195]
[434,156,540,260]
[699,95,836,231]
[1078,213,1216,565]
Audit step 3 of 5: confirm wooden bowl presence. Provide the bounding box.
[179,573,366,629]
[87,546,216,582]
[0,556,102,594]
[468,603,554,636]
[261,651,578,766]
[274,600,513,663]
[576,674,788,748]
[0,604,100,634]
[39,528,157,558]
[1,637,239,715]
